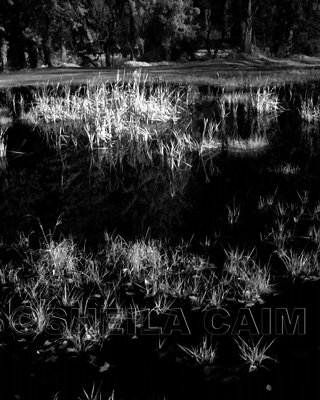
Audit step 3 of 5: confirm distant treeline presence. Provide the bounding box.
[0,0,319,70]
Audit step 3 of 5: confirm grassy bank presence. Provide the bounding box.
[1,54,320,90]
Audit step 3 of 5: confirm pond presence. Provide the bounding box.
[0,76,320,400]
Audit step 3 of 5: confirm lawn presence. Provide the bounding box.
[1,53,320,89]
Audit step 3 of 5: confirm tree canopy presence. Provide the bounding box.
[0,0,320,70]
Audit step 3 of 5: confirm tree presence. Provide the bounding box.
[140,0,200,61]
[0,0,27,69]
[126,0,145,59]
[195,0,234,56]
[253,0,320,56]
[232,0,252,54]
[84,0,128,67]
[31,0,84,67]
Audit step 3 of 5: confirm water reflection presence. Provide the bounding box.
[0,106,12,173]
[2,83,320,253]
[0,133,193,248]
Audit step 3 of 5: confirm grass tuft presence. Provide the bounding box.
[235,336,278,372]
[178,336,218,365]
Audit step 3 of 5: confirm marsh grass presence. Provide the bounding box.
[273,163,300,176]
[307,225,320,244]
[252,86,284,115]
[21,71,220,172]
[204,280,229,309]
[216,86,283,153]
[221,86,283,115]
[61,307,126,352]
[258,188,278,211]
[1,223,278,346]
[19,71,290,174]
[223,248,272,302]
[0,126,7,172]
[227,133,269,152]
[267,217,296,251]
[235,336,277,372]
[79,383,105,400]
[278,248,320,279]
[3,67,320,399]
[152,293,176,314]
[261,190,313,252]
[299,94,320,123]
[178,336,218,365]
[1,222,278,335]
[26,296,55,335]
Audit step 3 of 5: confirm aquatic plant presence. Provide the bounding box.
[178,336,218,365]
[235,336,277,372]
[299,94,320,123]
[21,71,221,174]
[223,248,272,302]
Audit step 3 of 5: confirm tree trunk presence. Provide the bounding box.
[137,37,145,58]
[128,8,136,60]
[163,38,172,61]
[204,9,213,56]
[127,39,135,61]
[0,38,8,72]
[164,46,171,61]
[8,35,26,70]
[235,0,252,54]
[42,14,53,67]
[27,39,38,69]
[43,37,53,67]
[61,40,67,64]
[104,41,112,67]
[241,0,252,54]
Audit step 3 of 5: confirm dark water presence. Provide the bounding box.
[1,83,320,259]
[1,83,320,400]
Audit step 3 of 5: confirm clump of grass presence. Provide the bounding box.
[196,117,221,155]
[125,240,163,283]
[251,86,283,116]
[0,126,7,172]
[178,336,218,365]
[226,197,241,226]
[101,234,214,303]
[218,85,283,153]
[277,248,320,280]
[152,293,176,314]
[36,237,80,284]
[299,94,320,123]
[21,72,218,172]
[78,383,106,400]
[309,201,320,221]
[223,248,272,302]
[307,225,320,244]
[221,86,283,117]
[273,163,300,176]
[262,190,310,250]
[204,280,229,309]
[20,216,83,290]
[235,336,277,372]
[265,217,292,250]
[257,189,278,211]
[61,308,125,353]
[227,133,269,152]
[10,294,55,336]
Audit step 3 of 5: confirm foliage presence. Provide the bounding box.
[137,0,200,61]
[253,0,320,56]
[0,0,320,69]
